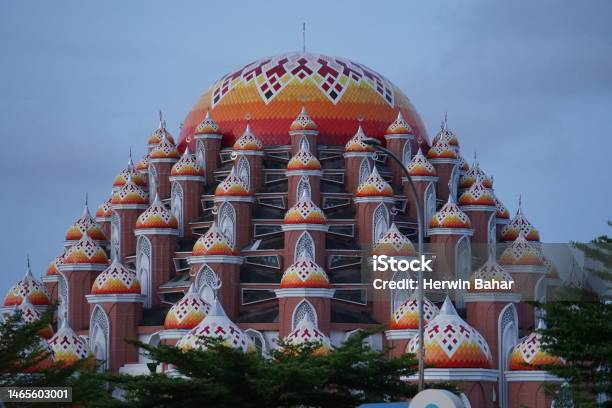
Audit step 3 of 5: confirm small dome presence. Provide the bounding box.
[290,106,318,131]
[65,205,107,242]
[284,191,327,225]
[177,299,248,352]
[95,196,113,219]
[136,193,178,230]
[429,196,472,230]
[164,284,211,329]
[63,232,109,265]
[499,233,544,266]
[112,175,149,205]
[280,256,330,289]
[284,317,332,355]
[195,111,219,135]
[500,201,540,241]
[390,290,439,330]
[345,125,375,153]
[113,155,147,189]
[427,140,457,160]
[215,167,250,196]
[386,111,413,135]
[356,166,394,197]
[458,175,496,207]
[407,297,492,369]
[17,297,54,339]
[192,222,234,256]
[494,195,510,220]
[233,124,264,151]
[431,121,459,148]
[148,119,175,147]
[372,224,416,257]
[135,154,150,173]
[407,148,436,177]
[46,251,66,276]
[459,163,493,189]
[171,147,204,177]
[4,261,51,306]
[91,260,141,295]
[150,135,180,160]
[48,319,91,367]
[287,145,321,171]
[509,322,563,370]
[468,257,515,293]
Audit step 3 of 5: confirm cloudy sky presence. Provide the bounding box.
[1,0,610,294]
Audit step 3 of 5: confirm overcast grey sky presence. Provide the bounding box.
[1,0,611,295]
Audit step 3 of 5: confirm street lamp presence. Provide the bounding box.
[363,137,426,392]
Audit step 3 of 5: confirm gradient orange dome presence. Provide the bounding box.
[179,52,428,150]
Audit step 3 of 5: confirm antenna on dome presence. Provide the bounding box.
[302,22,306,53]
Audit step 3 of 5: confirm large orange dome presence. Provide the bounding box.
[179,52,428,149]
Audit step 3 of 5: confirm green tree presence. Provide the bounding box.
[0,304,114,408]
[534,222,612,407]
[106,329,419,408]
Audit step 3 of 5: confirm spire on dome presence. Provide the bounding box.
[233,121,264,151]
[345,125,375,153]
[171,146,205,178]
[287,141,321,171]
[355,166,394,197]
[500,197,540,242]
[290,105,318,132]
[284,315,332,355]
[372,223,416,257]
[148,111,175,147]
[284,190,327,225]
[429,194,472,230]
[192,222,234,256]
[280,256,330,288]
[406,148,436,177]
[150,132,180,160]
[195,110,220,135]
[135,192,178,230]
[458,174,496,207]
[389,289,439,330]
[91,259,141,295]
[386,110,413,135]
[215,166,250,196]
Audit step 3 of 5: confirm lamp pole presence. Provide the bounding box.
[364,137,426,391]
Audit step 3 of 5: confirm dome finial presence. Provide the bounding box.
[443,112,448,130]
[158,110,164,128]
[302,22,306,53]
[128,147,134,168]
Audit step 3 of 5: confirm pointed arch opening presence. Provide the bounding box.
[110,212,121,261]
[148,164,158,203]
[295,231,315,262]
[196,140,206,175]
[424,182,436,237]
[245,329,268,355]
[218,202,236,249]
[402,141,412,166]
[90,305,110,371]
[297,175,312,201]
[359,159,371,185]
[487,212,496,258]
[292,299,317,329]
[454,235,471,309]
[171,182,184,237]
[498,303,519,408]
[195,264,221,304]
[299,136,310,152]
[450,165,460,201]
[236,155,251,191]
[372,203,390,244]
[391,270,412,311]
[58,273,69,325]
[136,235,152,308]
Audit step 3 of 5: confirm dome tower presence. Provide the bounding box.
[169,146,205,238]
[384,111,415,185]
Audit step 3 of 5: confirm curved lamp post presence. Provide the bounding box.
[363,137,426,391]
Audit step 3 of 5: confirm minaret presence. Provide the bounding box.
[169,146,205,238]
[353,166,395,247]
[288,106,318,156]
[214,166,254,250]
[193,111,222,186]
[403,148,438,221]
[189,223,243,320]
[275,256,334,338]
[149,133,180,199]
[94,195,113,241]
[86,259,145,371]
[232,123,264,192]
[427,141,458,202]
[384,111,415,185]
[282,189,328,266]
[111,174,149,262]
[134,192,179,308]
[458,174,497,258]
[428,195,474,288]
[343,125,375,193]
[286,145,322,208]
[161,283,211,346]
[58,231,109,330]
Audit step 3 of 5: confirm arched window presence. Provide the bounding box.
[136,235,152,308]
[148,164,158,203]
[402,141,412,166]
[110,212,121,261]
[236,155,250,191]
[487,212,496,258]
[450,165,460,201]
[245,329,267,355]
[89,305,110,371]
[171,182,184,237]
[196,140,206,173]
[391,270,412,311]
[297,176,311,201]
[454,236,471,308]
[299,136,310,152]
[292,299,317,329]
[534,276,547,319]
[58,273,69,324]
[424,182,436,236]
[498,303,519,408]
[295,231,315,262]
[195,264,221,304]
[359,159,371,185]
[372,203,389,244]
[218,202,236,249]
[344,329,374,348]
